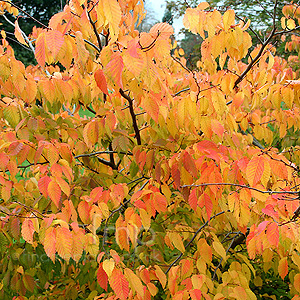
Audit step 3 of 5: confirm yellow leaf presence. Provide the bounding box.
[3,105,20,128]
[103,0,121,43]
[294,273,300,293]
[191,274,205,289]
[213,240,227,261]
[168,232,185,253]
[103,258,115,277]
[154,265,167,288]
[223,9,235,31]
[124,268,144,298]
[260,159,270,188]
[212,90,226,115]
[281,17,286,29]
[139,208,151,231]
[287,18,296,30]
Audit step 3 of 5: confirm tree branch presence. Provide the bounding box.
[165,210,229,274]
[75,150,132,159]
[119,89,141,145]
[233,0,278,89]
[86,7,102,51]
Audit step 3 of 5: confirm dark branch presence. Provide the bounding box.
[119,89,142,145]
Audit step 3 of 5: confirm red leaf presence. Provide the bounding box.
[189,189,198,211]
[154,193,167,213]
[267,222,279,248]
[204,193,213,220]
[262,204,279,220]
[94,69,109,95]
[109,269,129,300]
[182,152,197,178]
[190,289,202,300]
[97,263,108,291]
[171,163,181,188]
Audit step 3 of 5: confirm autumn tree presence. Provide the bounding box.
[0,0,300,299]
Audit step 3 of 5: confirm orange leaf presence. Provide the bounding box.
[21,218,35,244]
[78,201,91,224]
[56,226,72,262]
[106,53,124,89]
[90,187,104,203]
[278,257,288,280]
[45,30,64,58]
[246,156,265,186]
[14,20,27,46]
[109,269,130,300]
[38,176,51,198]
[44,227,56,262]
[94,69,109,95]
[154,265,167,288]
[55,176,70,197]
[35,32,46,66]
[48,180,61,208]
[190,289,202,300]
[10,218,20,240]
[149,22,174,39]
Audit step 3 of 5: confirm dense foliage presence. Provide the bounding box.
[0,0,299,299]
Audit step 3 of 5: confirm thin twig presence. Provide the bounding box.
[173,88,190,97]
[182,183,299,195]
[1,0,49,29]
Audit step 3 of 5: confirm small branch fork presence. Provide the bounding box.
[101,179,150,254]
[165,210,229,274]
[119,89,142,145]
[232,0,300,89]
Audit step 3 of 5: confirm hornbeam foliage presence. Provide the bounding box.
[0,0,300,299]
